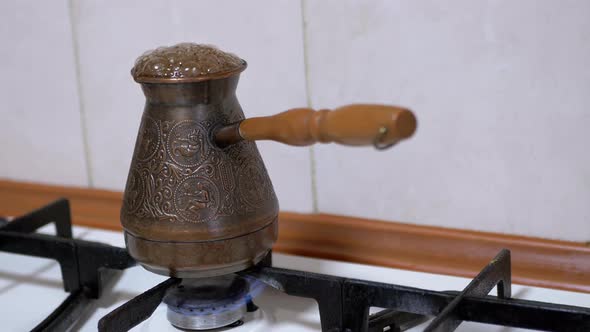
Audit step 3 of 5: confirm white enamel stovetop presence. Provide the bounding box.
[0,225,589,332]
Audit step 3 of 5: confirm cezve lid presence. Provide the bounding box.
[131,43,247,83]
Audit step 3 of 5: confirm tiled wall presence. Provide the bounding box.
[1,0,589,242]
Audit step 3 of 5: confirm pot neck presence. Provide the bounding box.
[140,75,240,106]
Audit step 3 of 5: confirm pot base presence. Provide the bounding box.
[124,219,278,278]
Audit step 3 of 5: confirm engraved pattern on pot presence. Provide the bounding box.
[135,117,160,161]
[123,169,143,213]
[122,116,276,224]
[139,162,179,222]
[238,162,270,208]
[174,176,220,223]
[167,120,210,167]
[218,161,236,216]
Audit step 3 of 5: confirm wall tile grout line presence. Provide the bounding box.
[67,0,94,188]
[300,0,319,213]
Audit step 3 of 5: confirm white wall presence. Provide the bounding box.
[0,0,88,186]
[1,0,589,242]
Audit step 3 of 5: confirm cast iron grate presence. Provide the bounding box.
[0,199,135,331]
[2,200,590,331]
[99,244,590,331]
[99,244,590,332]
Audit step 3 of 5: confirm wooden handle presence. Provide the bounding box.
[215,104,416,148]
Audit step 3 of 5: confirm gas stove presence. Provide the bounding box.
[1,200,589,332]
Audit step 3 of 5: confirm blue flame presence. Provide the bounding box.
[168,275,267,317]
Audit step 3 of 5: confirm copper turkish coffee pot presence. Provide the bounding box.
[121,43,416,278]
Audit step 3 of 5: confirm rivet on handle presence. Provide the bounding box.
[373,127,397,150]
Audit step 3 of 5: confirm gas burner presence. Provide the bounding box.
[163,275,259,330]
[139,306,274,332]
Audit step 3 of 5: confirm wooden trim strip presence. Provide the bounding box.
[1,179,589,293]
